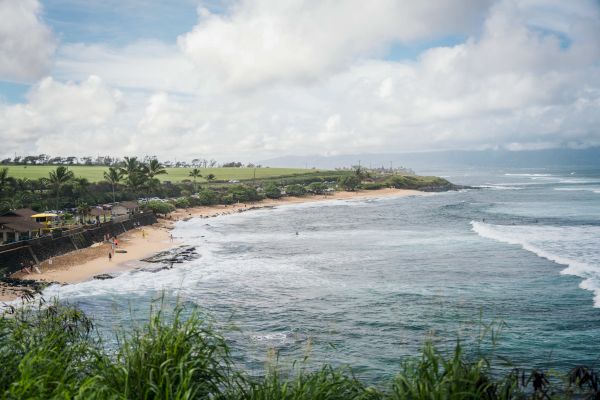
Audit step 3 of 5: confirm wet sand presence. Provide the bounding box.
[2,188,426,302]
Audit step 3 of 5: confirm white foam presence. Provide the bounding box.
[477,185,523,190]
[471,221,600,308]
[554,187,600,193]
[504,173,553,177]
[557,179,600,184]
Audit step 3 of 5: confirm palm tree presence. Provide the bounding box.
[119,157,146,197]
[126,172,147,199]
[120,156,141,177]
[142,159,167,179]
[74,177,92,200]
[205,173,216,183]
[76,202,91,225]
[103,167,123,203]
[45,166,75,210]
[189,168,202,193]
[0,167,13,195]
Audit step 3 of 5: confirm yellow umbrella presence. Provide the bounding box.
[31,213,58,218]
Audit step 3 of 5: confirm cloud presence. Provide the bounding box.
[2,0,600,161]
[0,0,57,82]
[54,41,199,95]
[178,0,493,89]
[0,76,127,155]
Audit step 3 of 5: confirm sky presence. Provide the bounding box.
[1,0,600,162]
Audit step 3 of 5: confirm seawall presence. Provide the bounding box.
[0,213,157,277]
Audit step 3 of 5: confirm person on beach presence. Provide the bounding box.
[170,233,174,242]
[108,252,112,262]
[20,261,28,274]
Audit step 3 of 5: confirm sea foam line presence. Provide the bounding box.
[470,221,600,308]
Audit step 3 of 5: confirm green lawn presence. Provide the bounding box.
[3,165,320,183]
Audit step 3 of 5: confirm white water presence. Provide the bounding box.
[471,221,600,307]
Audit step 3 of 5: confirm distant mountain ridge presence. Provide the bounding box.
[262,147,600,171]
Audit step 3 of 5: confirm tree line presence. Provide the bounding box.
[0,154,262,169]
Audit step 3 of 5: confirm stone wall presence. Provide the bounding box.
[0,213,157,277]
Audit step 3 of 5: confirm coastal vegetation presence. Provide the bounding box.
[0,158,456,215]
[2,165,314,183]
[0,300,597,399]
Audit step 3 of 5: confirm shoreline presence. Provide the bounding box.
[1,188,426,302]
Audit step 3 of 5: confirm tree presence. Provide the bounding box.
[188,168,202,193]
[338,175,361,191]
[103,167,124,203]
[126,172,147,198]
[142,159,167,179]
[74,178,91,197]
[354,166,370,180]
[120,157,146,197]
[76,202,91,224]
[45,166,75,210]
[145,200,175,216]
[0,167,13,195]
[120,156,141,177]
[205,173,216,183]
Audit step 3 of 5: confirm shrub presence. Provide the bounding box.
[2,301,598,399]
[0,302,98,399]
[338,175,361,191]
[198,189,218,206]
[285,184,306,196]
[306,182,327,194]
[227,185,263,203]
[386,175,452,190]
[263,183,282,199]
[361,182,386,190]
[84,307,236,399]
[145,200,175,216]
[174,197,190,209]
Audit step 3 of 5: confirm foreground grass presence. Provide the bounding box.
[1,301,598,399]
[4,166,316,183]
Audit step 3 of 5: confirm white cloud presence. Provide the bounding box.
[0,76,127,155]
[178,0,492,89]
[2,0,600,160]
[0,0,56,82]
[54,41,199,95]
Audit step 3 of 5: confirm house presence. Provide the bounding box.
[90,207,111,223]
[111,201,140,217]
[0,208,44,244]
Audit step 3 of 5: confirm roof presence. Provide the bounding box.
[0,208,37,218]
[90,208,111,216]
[0,220,43,233]
[119,201,139,209]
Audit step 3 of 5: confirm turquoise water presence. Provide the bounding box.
[43,166,600,382]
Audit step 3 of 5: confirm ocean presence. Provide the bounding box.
[43,166,600,383]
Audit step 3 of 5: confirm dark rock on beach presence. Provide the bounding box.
[93,274,114,280]
[141,245,199,264]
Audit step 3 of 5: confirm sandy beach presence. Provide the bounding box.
[1,188,425,302]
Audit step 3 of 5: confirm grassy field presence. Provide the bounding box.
[3,165,319,183]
